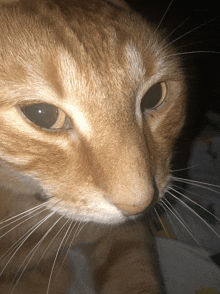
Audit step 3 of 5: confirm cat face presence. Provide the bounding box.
[0,0,186,224]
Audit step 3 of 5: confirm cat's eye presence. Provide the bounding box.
[20,103,67,129]
[141,82,167,111]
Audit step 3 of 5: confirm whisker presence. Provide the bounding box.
[158,199,179,234]
[0,206,49,241]
[65,221,82,253]
[0,213,52,264]
[163,16,192,41]
[153,208,170,239]
[0,202,47,228]
[173,176,220,192]
[172,39,218,51]
[67,221,86,252]
[165,50,220,58]
[158,198,179,238]
[11,213,67,294]
[171,184,220,222]
[160,199,188,234]
[46,218,73,294]
[34,215,71,270]
[162,197,219,268]
[153,0,174,37]
[160,198,210,256]
[54,221,86,280]
[1,210,57,278]
[178,184,218,202]
[59,219,76,257]
[0,202,61,265]
[168,188,220,239]
[162,17,219,50]
[53,220,79,280]
[171,164,200,172]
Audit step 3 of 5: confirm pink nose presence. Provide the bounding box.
[115,202,149,216]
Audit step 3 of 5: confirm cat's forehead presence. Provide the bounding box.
[0,0,180,108]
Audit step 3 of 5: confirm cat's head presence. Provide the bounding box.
[0,0,186,224]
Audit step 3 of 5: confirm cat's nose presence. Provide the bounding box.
[115,201,149,216]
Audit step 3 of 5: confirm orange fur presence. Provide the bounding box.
[0,0,186,293]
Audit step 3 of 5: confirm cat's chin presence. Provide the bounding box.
[46,197,129,225]
[55,209,128,225]
[69,213,128,225]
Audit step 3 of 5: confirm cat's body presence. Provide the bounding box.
[0,0,186,293]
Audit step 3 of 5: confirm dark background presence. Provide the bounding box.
[126,0,220,136]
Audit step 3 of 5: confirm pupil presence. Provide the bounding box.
[21,103,59,128]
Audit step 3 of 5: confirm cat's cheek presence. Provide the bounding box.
[0,161,43,196]
[45,191,127,224]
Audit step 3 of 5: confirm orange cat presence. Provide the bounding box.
[0,0,186,293]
